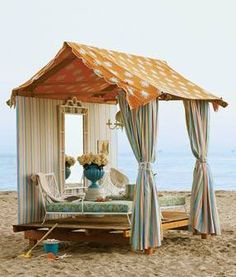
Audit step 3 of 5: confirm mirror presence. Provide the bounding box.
[58,97,88,187]
[65,114,84,183]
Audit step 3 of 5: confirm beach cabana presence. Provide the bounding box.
[10,42,227,253]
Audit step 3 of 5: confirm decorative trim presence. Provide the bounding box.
[60,97,88,114]
[58,97,88,188]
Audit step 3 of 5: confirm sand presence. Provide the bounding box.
[0,191,235,277]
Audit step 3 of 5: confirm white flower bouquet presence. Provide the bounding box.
[77,153,108,169]
[65,155,76,168]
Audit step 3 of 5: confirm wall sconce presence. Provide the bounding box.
[106,110,124,130]
[106,119,123,130]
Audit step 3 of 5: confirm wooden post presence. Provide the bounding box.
[29,239,37,247]
[201,234,208,239]
[144,247,154,255]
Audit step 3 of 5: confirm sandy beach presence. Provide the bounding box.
[0,191,235,277]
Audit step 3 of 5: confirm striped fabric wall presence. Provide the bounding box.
[85,103,117,168]
[17,96,62,224]
[17,96,117,224]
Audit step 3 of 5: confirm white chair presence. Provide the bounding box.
[110,168,129,189]
[35,173,85,224]
[99,167,130,196]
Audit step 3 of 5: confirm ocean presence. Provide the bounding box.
[117,150,236,191]
[0,151,235,191]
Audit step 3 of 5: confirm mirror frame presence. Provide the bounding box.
[58,97,88,188]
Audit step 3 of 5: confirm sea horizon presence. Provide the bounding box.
[1,149,235,192]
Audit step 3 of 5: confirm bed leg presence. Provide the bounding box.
[127,214,131,226]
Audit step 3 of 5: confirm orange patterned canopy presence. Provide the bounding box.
[11,42,227,109]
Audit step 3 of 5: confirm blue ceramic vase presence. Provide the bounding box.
[65,166,71,180]
[84,163,104,189]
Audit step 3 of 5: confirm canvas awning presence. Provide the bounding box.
[11,42,227,109]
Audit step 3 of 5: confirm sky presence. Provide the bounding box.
[0,0,235,155]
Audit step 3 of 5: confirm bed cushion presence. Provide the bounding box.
[108,195,185,207]
[159,196,185,207]
[46,200,133,213]
[123,184,186,206]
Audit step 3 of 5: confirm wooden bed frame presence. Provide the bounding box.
[13,211,189,253]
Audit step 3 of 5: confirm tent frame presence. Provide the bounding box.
[10,42,227,254]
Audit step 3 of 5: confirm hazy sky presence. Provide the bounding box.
[0,0,235,154]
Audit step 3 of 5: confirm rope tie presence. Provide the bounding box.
[197,159,207,164]
[139,161,152,170]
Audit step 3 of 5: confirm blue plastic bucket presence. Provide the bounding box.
[43,240,59,255]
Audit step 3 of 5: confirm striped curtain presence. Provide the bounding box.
[118,91,161,250]
[184,100,221,235]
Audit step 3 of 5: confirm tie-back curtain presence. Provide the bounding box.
[184,100,221,235]
[118,91,161,251]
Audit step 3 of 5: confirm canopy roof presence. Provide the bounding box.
[11,42,227,109]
